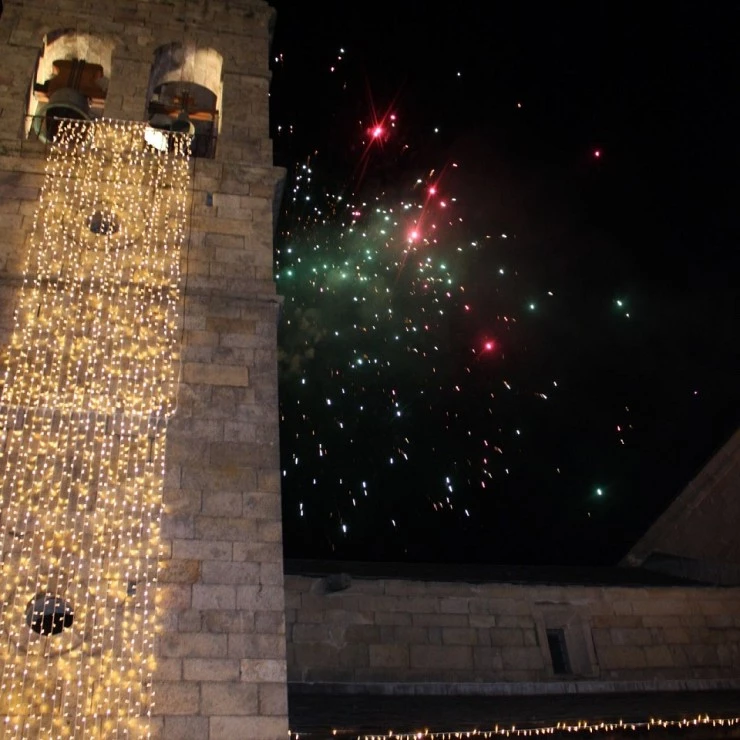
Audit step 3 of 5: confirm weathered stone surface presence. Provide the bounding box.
[285,572,740,686]
[150,682,200,716]
[201,681,258,714]
[209,715,287,740]
[184,658,241,682]
[159,559,201,584]
[161,716,209,740]
[183,362,249,387]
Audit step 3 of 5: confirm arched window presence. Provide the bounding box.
[145,43,223,158]
[27,30,113,142]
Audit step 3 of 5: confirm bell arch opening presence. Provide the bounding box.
[26,30,113,143]
[145,43,223,158]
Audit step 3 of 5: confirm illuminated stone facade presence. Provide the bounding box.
[0,1,287,738]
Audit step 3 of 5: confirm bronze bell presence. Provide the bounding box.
[32,87,91,143]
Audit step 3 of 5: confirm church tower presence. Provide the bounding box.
[0,1,287,738]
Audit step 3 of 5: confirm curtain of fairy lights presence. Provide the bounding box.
[0,120,190,737]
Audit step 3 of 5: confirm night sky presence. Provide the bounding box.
[267,1,740,566]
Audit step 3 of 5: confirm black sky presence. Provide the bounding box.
[268,1,740,565]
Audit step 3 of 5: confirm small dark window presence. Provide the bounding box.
[546,628,571,675]
[26,594,74,636]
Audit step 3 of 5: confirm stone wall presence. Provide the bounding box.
[624,428,740,572]
[0,1,287,738]
[285,571,740,691]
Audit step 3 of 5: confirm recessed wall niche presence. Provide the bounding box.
[145,42,223,158]
[26,30,113,142]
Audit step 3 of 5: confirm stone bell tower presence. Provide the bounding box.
[0,1,287,738]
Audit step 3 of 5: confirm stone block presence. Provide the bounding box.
[223,420,257,442]
[168,417,224,441]
[663,627,691,644]
[151,681,200,716]
[201,682,258,715]
[438,597,471,614]
[392,626,430,645]
[291,623,331,642]
[201,560,260,584]
[232,540,283,564]
[212,346,257,365]
[172,539,232,561]
[259,683,288,715]
[161,716,209,740]
[701,599,736,616]
[243,492,281,518]
[474,647,504,671]
[163,488,202,515]
[610,627,652,646]
[155,585,192,610]
[679,614,707,627]
[409,645,473,671]
[469,598,531,616]
[236,584,285,611]
[183,658,241,682]
[501,646,545,671]
[201,490,243,517]
[706,614,734,628]
[209,441,271,467]
[178,610,204,633]
[496,615,536,629]
[181,466,257,492]
[228,633,286,660]
[410,612,465,627]
[209,715,288,740]
[213,328,259,348]
[158,559,200,584]
[255,610,286,635]
[323,608,374,625]
[159,633,228,659]
[257,519,284,542]
[256,467,281,492]
[259,562,284,586]
[160,512,195,539]
[490,628,525,647]
[442,627,478,646]
[209,198,243,216]
[240,658,287,683]
[374,611,412,626]
[590,614,627,628]
[192,584,237,610]
[183,362,249,387]
[632,598,688,616]
[207,316,258,334]
[195,515,258,541]
[183,329,219,347]
[644,645,674,667]
[182,345,214,363]
[369,644,409,668]
[203,610,256,634]
[344,624,381,642]
[684,644,722,666]
[597,645,647,669]
[153,658,182,681]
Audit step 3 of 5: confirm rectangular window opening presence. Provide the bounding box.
[546,628,571,675]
